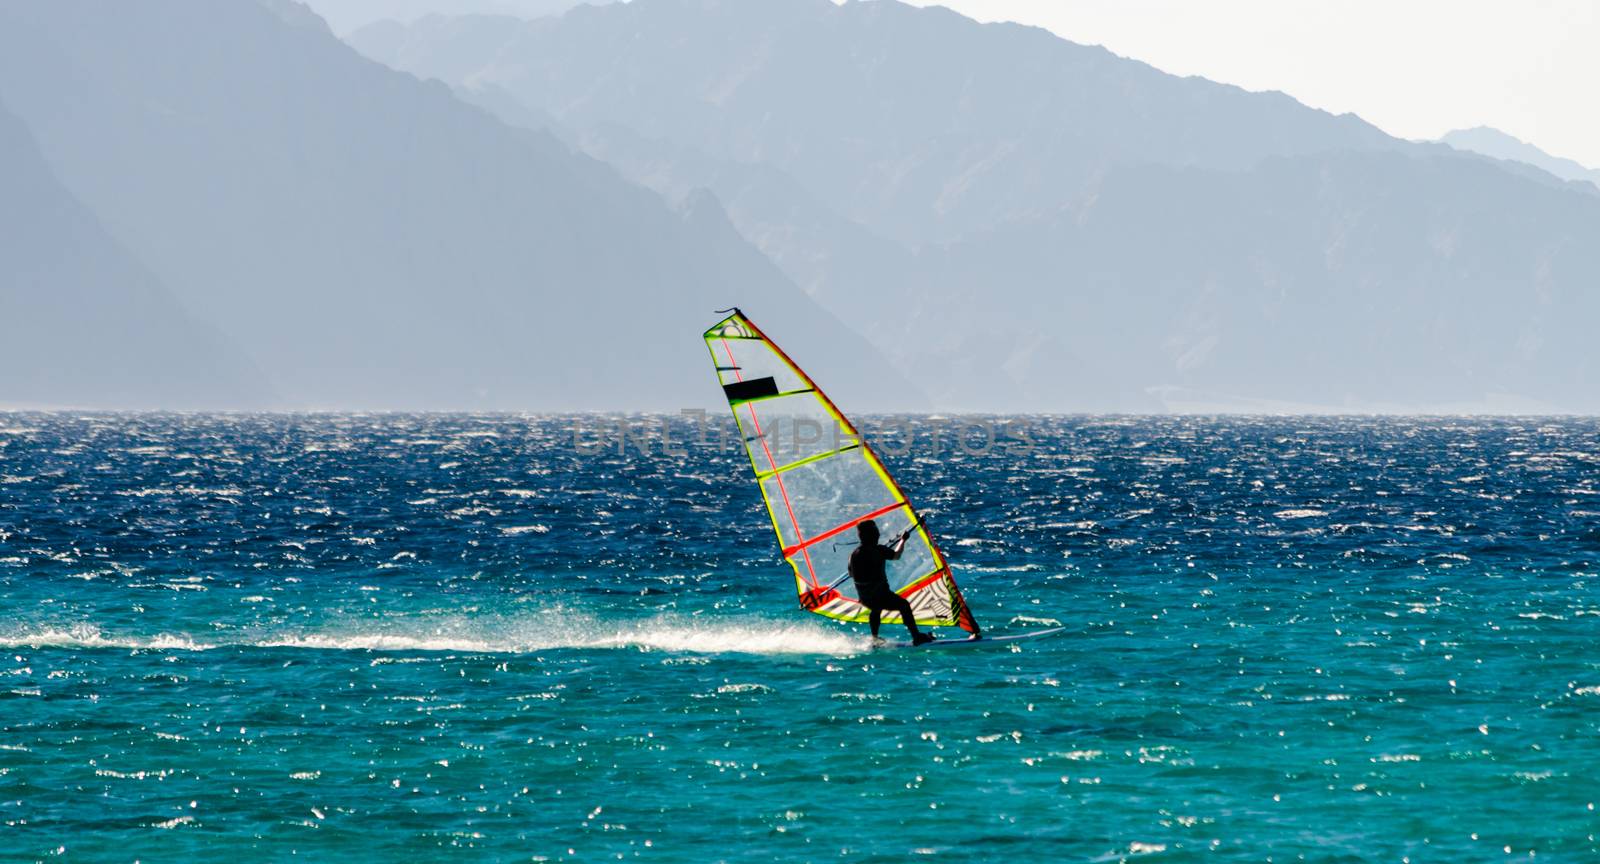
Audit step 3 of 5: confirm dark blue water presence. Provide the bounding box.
[1,414,1598,862]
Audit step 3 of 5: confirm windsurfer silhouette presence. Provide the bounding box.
[849,520,935,645]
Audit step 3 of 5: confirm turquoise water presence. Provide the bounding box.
[1,414,1598,862]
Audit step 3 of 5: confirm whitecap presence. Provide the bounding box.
[0,614,866,657]
[500,525,551,536]
[714,683,773,694]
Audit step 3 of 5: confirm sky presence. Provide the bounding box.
[905,0,1600,169]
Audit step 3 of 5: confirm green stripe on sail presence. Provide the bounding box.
[754,443,862,480]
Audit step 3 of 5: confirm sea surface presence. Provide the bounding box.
[1,414,1598,862]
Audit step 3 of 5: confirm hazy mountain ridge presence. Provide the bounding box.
[1441,126,1600,192]
[922,149,1600,411]
[0,0,922,411]
[350,0,1402,246]
[5,0,1597,412]
[0,100,272,409]
[352,0,1600,412]
[570,123,928,349]
[298,0,589,34]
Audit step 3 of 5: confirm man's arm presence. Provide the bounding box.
[885,529,912,560]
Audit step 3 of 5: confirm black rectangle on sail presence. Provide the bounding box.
[722,376,780,402]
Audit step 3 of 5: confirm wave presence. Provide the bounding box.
[0,616,868,657]
[2,624,210,651]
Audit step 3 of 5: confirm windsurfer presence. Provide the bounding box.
[849,520,935,645]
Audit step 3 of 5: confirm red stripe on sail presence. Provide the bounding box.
[781,500,904,558]
[899,567,951,597]
[722,338,818,587]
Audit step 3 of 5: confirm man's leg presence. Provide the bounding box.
[868,605,882,638]
[889,594,923,639]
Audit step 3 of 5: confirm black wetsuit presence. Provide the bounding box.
[848,541,920,637]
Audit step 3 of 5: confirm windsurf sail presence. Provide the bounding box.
[703,309,980,636]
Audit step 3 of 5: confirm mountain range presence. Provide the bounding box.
[355,1,1403,247]
[0,0,916,411]
[4,0,1599,412]
[298,0,592,34]
[0,100,270,409]
[352,0,1600,412]
[1442,126,1600,192]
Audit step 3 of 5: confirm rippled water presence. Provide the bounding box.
[1,414,1598,861]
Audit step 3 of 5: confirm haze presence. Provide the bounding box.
[4,0,1599,413]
